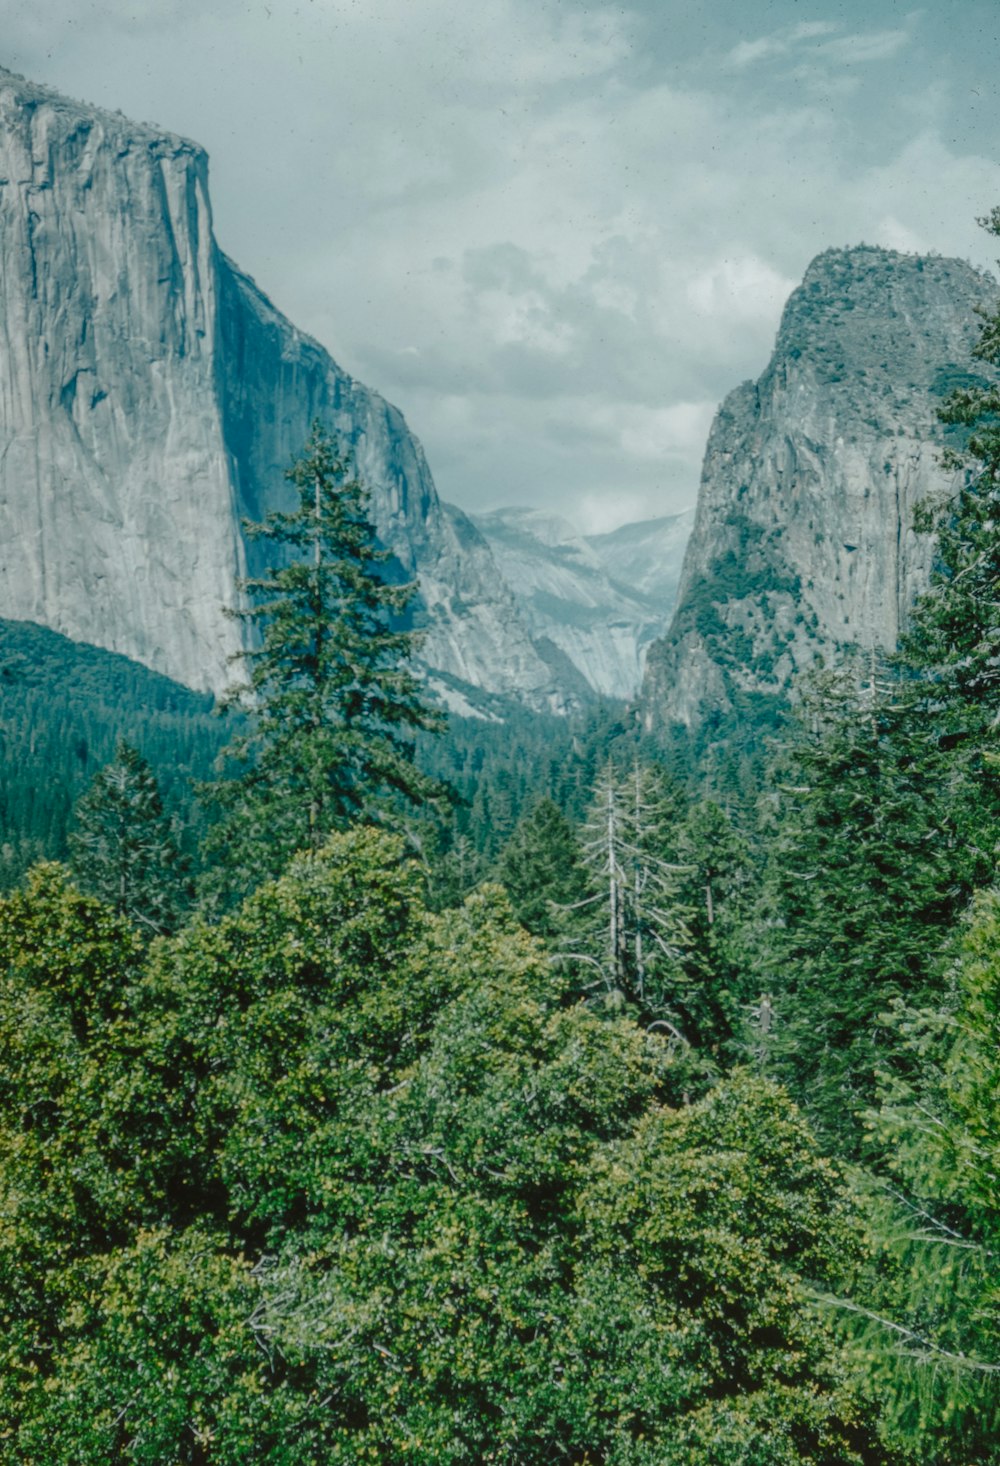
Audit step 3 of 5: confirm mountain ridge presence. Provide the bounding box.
[0,65,574,712]
[472,505,694,700]
[642,245,997,734]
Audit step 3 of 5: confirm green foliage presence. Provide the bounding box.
[672,796,759,1060]
[578,1072,890,1466]
[758,657,996,1149]
[835,887,1000,1465]
[569,761,694,1022]
[492,796,588,939]
[554,760,757,1067]
[416,698,651,882]
[203,423,445,900]
[0,618,224,888]
[0,835,895,1463]
[69,739,190,933]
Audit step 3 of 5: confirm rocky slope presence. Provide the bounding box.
[473,507,693,699]
[643,247,997,731]
[587,512,694,613]
[0,67,567,709]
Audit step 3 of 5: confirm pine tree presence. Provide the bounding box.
[203,422,446,895]
[69,739,188,933]
[842,888,1000,1463]
[758,651,997,1149]
[672,797,757,1059]
[493,797,588,940]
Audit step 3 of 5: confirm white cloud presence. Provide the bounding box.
[1,1,996,530]
[687,255,798,325]
[726,36,788,70]
[817,29,912,65]
[872,215,929,254]
[724,18,911,74]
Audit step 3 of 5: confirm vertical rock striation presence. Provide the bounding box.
[642,247,997,731]
[0,68,566,707]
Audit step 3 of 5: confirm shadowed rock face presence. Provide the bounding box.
[0,68,567,708]
[642,247,997,731]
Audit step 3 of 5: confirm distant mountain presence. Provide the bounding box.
[586,513,695,608]
[473,507,694,700]
[642,246,997,734]
[0,67,573,712]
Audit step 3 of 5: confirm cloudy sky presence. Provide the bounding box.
[4,0,1000,531]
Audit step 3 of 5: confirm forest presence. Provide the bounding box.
[1,233,999,1465]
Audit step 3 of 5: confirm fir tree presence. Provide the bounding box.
[492,796,588,940]
[672,797,757,1059]
[203,422,446,896]
[757,657,991,1149]
[69,739,188,933]
[840,888,1000,1464]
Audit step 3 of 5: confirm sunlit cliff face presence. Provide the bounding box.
[643,247,997,732]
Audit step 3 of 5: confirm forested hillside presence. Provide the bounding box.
[0,618,226,888]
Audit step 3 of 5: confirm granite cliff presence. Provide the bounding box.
[0,67,567,708]
[473,506,693,699]
[643,247,997,732]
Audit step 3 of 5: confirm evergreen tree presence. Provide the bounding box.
[841,888,1000,1464]
[672,797,758,1060]
[0,839,903,1464]
[492,796,588,939]
[757,657,992,1150]
[426,827,485,910]
[203,422,445,895]
[69,739,188,934]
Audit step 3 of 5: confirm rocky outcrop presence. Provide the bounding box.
[643,248,997,731]
[0,67,568,709]
[473,506,693,699]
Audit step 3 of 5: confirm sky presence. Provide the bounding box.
[3,0,1000,532]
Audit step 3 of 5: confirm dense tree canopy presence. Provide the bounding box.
[69,738,189,933]
[0,835,900,1464]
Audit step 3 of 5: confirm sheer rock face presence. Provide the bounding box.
[642,247,997,731]
[0,68,566,708]
[473,506,694,700]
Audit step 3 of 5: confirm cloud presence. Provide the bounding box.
[725,21,838,70]
[819,29,912,64]
[724,19,911,73]
[2,1,997,531]
[687,255,798,326]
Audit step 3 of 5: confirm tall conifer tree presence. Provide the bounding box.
[493,796,588,940]
[204,423,445,895]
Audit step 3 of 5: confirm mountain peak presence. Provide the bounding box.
[0,63,204,157]
[642,247,996,733]
[0,66,577,712]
